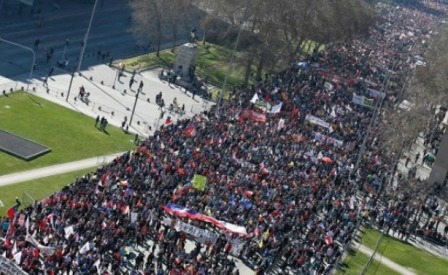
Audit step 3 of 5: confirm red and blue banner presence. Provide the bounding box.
[162,203,248,236]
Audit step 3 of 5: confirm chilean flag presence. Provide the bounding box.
[162,203,247,236]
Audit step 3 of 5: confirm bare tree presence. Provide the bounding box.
[129,0,197,56]
[196,0,376,86]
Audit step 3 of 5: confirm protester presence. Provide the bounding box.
[1,1,447,275]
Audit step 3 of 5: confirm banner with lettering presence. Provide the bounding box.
[305,114,330,129]
[367,88,386,99]
[0,255,27,275]
[352,93,375,108]
[163,218,244,255]
[313,132,344,147]
[26,235,56,256]
[240,109,267,123]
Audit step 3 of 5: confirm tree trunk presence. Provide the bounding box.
[268,44,289,74]
[255,53,265,81]
[289,37,306,64]
[150,0,162,57]
[171,23,177,53]
[243,49,256,86]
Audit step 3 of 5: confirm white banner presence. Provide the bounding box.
[269,102,283,114]
[352,94,364,105]
[313,132,344,147]
[25,235,56,256]
[352,93,374,108]
[164,218,244,255]
[0,255,28,275]
[367,88,386,99]
[305,114,330,129]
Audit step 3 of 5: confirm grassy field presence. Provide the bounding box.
[360,227,448,275]
[117,43,268,90]
[338,246,400,275]
[0,92,134,175]
[0,167,96,211]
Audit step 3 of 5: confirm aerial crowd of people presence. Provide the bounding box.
[1,1,448,275]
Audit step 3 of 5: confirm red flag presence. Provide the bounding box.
[291,106,300,118]
[165,117,173,125]
[184,125,196,137]
[325,234,333,245]
[6,207,16,220]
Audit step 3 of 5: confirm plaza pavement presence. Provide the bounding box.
[1,64,213,136]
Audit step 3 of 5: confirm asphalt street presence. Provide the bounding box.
[0,0,190,79]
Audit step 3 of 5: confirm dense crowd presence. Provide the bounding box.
[1,1,448,275]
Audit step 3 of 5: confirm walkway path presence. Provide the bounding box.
[0,152,123,187]
[356,243,416,275]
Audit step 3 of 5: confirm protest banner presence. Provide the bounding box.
[352,93,375,108]
[305,114,331,129]
[367,88,386,99]
[269,102,283,114]
[192,174,207,191]
[25,235,56,256]
[240,109,267,123]
[163,203,248,235]
[255,99,271,112]
[172,219,244,255]
[313,132,344,147]
[0,255,28,275]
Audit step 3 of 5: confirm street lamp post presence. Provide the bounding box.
[66,66,76,101]
[129,81,143,126]
[77,0,99,73]
[0,37,36,82]
[112,67,120,89]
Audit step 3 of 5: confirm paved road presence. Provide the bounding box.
[0,0,192,79]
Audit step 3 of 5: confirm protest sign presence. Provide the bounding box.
[192,174,207,191]
[64,225,74,239]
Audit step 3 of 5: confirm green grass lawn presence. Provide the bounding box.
[338,246,400,275]
[0,92,134,175]
[0,167,96,211]
[360,227,448,275]
[117,43,268,91]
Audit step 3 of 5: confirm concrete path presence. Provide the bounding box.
[356,243,416,275]
[0,152,123,187]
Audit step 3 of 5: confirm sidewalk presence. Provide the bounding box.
[355,243,416,275]
[1,64,214,136]
[0,152,123,187]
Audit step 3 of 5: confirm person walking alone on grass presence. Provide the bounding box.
[95,115,100,128]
